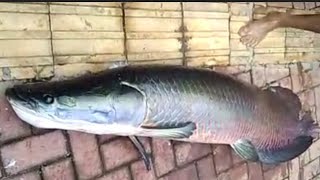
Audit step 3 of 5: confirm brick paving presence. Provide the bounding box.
[0,62,319,180]
[0,2,319,180]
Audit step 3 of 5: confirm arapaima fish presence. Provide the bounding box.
[5,64,319,170]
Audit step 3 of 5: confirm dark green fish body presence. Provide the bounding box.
[5,64,319,166]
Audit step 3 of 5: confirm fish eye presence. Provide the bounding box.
[43,94,54,104]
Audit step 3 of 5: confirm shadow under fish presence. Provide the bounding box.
[4,64,319,171]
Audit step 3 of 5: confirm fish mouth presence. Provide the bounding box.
[5,86,38,110]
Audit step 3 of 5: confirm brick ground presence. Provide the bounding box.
[0,2,320,180]
[0,62,319,180]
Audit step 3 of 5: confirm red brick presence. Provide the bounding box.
[293,2,305,9]
[221,163,248,180]
[264,163,289,180]
[160,164,198,180]
[174,142,211,166]
[278,76,292,89]
[96,167,131,180]
[265,65,289,83]
[0,97,31,143]
[213,145,233,174]
[214,66,249,75]
[315,87,320,123]
[138,137,152,154]
[267,2,293,8]
[231,149,245,165]
[290,64,304,93]
[196,155,216,180]
[309,139,320,161]
[152,139,175,177]
[42,158,75,180]
[236,72,251,84]
[299,90,315,110]
[288,158,302,180]
[101,137,138,171]
[1,131,67,175]
[300,150,311,166]
[8,171,41,180]
[248,162,263,180]
[131,160,156,180]
[303,71,313,89]
[98,135,117,144]
[305,2,316,9]
[252,66,267,87]
[310,66,320,86]
[303,158,320,180]
[68,131,102,179]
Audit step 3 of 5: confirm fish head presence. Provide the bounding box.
[5,81,116,130]
[5,82,65,127]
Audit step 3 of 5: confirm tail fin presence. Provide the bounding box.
[298,111,320,138]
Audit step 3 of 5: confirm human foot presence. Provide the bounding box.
[238,12,285,47]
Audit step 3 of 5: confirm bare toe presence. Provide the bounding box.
[248,37,258,47]
[240,36,251,45]
[238,25,250,36]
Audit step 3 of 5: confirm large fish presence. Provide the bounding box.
[5,64,319,170]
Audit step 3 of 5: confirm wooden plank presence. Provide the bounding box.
[54,63,112,79]
[230,3,250,16]
[0,40,51,57]
[127,32,181,39]
[0,57,52,67]
[230,51,251,57]
[0,13,49,30]
[125,9,181,18]
[127,52,182,61]
[52,39,124,55]
[230,21,246,34]
[55,54,126,65]
[1,67,36,80]
[185,32,229,38]
[186,50,230,58]
[188,37,229,50]
[124,2,181,11]
[51,15,122,31]
[253,53,285,64]
[267,2,293,8]
[230,39,248,50]
[184,11,229,19]
[130,59,182,65]
[254,48,286,54]
[52,32,124,39]
[50,2,122,8]
[50,5,122,16]
[187,56,229,67]
[0,3,48,13]
[125,17,181,32]
[285,52,320,63]
[256,37,285,48]
[0,31,50,39]
[286,37,314,48]
[286,48,315,53]
[184,18,229,32]
[231,16,250,22]
[1,66,52,80]
[183,2,228,12]
[127,39,181,53]
[230,56,251,65]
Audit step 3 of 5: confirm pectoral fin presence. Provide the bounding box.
[140,121,196,139]
[231,139,259,162]
[129,136,152,171]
